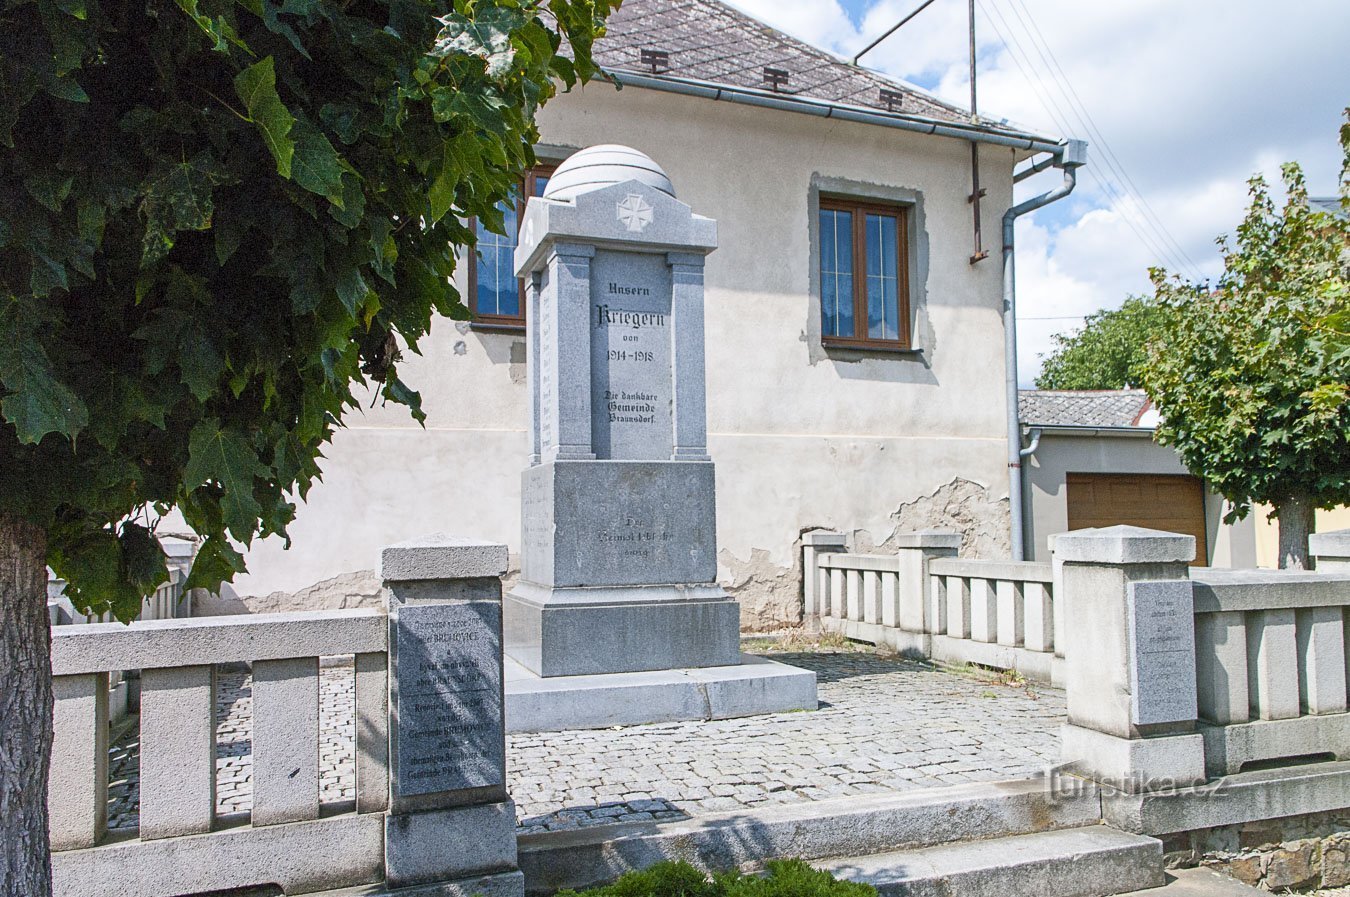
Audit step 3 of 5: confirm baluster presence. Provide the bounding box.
[845,569,862,622]
[828,567,844,620]
[861,570,880,624]
[252,657,320,825]
[1024,582,1053,653]
[1247,609,1299,720]
[49,672,109,850]
[969,578,996,643]
[996,580,1024,647]
[139,665,216,838]
[1296,607,1348,715]
[355,652,390,814]
[946,577,971,640]
[929,573,947,635]
[881,572,899,629]
[1195,611,1249,724]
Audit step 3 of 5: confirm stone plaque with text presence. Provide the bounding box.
[1126,579,1198,726]
[390,602,504,798]
[589,249,673,460]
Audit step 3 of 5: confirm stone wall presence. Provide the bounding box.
[1162,812,1350,892]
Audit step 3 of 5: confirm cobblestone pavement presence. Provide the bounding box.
[107,649,1065,834]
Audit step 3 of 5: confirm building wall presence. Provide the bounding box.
[226,82,1025,629]
[1024,432,1259,568]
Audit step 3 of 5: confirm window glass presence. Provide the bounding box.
[866,213,899,341]
[819,208,854,338]
[474,193,520,317]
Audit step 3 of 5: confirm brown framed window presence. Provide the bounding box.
[818,198,911,349]
[467,165,556,330]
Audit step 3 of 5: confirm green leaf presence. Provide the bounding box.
[184,419,267,540]
[184,534,248,591]
[334,267,368,316]
[139,155,225,266]
[234,57,295,176]
[431,8,525,77]
[119,521,169,596]
[174,0,250,53]
[290,118,345,204]
[0,298,89,444]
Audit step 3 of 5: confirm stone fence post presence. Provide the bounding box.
[802,532,847,625]
[895,530,961,637]
[1054,526,1206,792]
[1310,529,1350,573]
[379,535,522,897]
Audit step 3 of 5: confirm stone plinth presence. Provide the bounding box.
[1054,526,1206,792]
[380,536,521,895]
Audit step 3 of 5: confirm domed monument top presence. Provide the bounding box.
[542,144,676,202]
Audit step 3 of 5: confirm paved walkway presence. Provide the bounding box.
[107,645,1065,834]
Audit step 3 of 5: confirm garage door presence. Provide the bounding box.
[1066,472,1208,566]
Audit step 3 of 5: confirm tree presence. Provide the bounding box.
[1141,115,1350,569]
[0,1,616,893]
[1035,296,1170,390]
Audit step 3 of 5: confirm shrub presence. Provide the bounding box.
[557,860,876,897]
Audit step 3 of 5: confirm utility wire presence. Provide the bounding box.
[1002,0,1208,281]
[975,0,1197,278]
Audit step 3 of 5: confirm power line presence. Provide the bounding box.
[1000,0,1208,281]
[974,0,1198,278]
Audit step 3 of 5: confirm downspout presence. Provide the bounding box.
[1005,141,1087,560]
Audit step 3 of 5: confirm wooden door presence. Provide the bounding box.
[1066,472,1209,566]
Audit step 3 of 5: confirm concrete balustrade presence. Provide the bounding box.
[47,534,519,897]
[806,531,1060,683]
[1055,526,1350,791]
[1191,566,1350,776]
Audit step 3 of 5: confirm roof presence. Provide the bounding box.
[592,0,1014,130]
[1310,196,1347,219]
[1019,390,1154,429]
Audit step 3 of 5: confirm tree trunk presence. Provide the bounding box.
[1275,494,1316,570]
[0,514,52,897]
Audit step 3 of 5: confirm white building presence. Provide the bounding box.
[219,0,1083,629]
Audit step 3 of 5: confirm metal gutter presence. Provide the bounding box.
[1004,141,1088,562]
[1019,424,1156,438]
[610,70,1069,158]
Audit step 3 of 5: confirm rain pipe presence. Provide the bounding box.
[1005,140,1087,561]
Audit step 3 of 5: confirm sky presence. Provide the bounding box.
[724,0,1350,385]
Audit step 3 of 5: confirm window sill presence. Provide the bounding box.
[821,338,921,356]
[468,319,526,334]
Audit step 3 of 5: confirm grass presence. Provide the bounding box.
[740,628,864,654]
[557,859,876,897]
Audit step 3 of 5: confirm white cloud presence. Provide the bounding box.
[728,0,1350,384]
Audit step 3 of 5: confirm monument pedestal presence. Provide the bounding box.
[501,145,816,730]
[505,582,739,677]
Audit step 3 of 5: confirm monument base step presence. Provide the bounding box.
[503,652,817,733]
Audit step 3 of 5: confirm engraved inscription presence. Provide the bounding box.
[392,603,503,798]
[589,250,673,460]
[1126,580,1198,726]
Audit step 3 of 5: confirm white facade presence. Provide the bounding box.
[225,81,1031,629]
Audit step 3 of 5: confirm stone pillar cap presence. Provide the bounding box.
[802,531,847,548]
[380,535,508,582]
[1309,529,1350,558]
[893,530,962,550]
[1053,525,1195,565]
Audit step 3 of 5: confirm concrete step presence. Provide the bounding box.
[519,777,1104,894]
[1123,867,1266,896]
[815,825,1164,897]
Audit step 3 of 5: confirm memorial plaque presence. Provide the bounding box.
[391,602,504,798]
[1126,580,1198,726]
[589,249,673,460]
